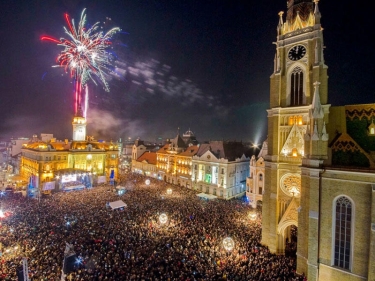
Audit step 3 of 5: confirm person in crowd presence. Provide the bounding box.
[0,173,303,281]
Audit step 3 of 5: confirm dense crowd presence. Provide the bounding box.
[0,173,305,280]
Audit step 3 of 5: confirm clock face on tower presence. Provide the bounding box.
[288,45,306,61]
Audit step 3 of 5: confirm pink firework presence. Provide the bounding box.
[42,9,120,114]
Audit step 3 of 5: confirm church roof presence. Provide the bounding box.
[329,103,375,169]
[286,0,314,22]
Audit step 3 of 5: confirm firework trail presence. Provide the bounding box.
[84,85,89,118]
[41,9,120,114]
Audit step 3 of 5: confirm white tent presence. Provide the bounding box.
[196,193,217,200]
[108,200,127,210]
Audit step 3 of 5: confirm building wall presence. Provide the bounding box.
[246,156,265,208]
[132,160,158,178]
[21,148,118,192]
[192,158,248,199]
[316,170,374,280]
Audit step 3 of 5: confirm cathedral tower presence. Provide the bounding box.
[262,0,329,271]
[72,104,87,141]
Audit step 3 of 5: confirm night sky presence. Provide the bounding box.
[0,0,373,144]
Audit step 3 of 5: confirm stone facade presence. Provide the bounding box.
[262,1,375,280]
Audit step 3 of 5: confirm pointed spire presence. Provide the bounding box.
[277,11,284,34]
[314,41,319,64]
[277,11,284,35]
[314,0,321,24]
[311,81,324,118]
[322,121,329,141]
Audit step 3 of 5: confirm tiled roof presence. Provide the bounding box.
[179,145,199,156]
[196,141,248,161]
[137,151,157,165]
[171,134,186,148]
[156,144,170,154]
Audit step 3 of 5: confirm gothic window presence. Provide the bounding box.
[333,196,353,270]
[259,173,263,181]
[290,67,304,106]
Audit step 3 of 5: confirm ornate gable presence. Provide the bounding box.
[200,150,219,162]
[277,197,299,234]
[281,124,305,157]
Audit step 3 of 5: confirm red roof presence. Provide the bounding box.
[179,145,199,156]
[137,151,157,165]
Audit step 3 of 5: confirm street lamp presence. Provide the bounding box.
[249,212,257,221]
[223,237,235,251]
[166,188,172,195]
[159,213,168,224]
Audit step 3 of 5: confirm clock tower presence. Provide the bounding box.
[262,0,330,276]
[72,104,87,141]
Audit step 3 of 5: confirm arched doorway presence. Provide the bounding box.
[277,220,298,255]
[285,225,298,257]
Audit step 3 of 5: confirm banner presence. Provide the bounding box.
[61,174,77,183]
[29,175,39,188]
[43,181,55,191]
[97,176,106,184]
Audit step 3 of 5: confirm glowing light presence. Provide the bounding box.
[145,179,150,185]
[0,210,4,218]
[84,85,89,118]
[223,237,235,251]
[249,212,257,221]
[166,188,172,195]
[42,9,120,113]
[159,213,168,224]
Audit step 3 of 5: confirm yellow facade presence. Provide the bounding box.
[20,112,119,193]
[262,1,375,280]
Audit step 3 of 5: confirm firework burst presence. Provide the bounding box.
[42,9,120,113]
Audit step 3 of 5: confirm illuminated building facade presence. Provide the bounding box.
[246,139,267,208]
[156,134,197,188]
[132,151,158,178]
[192,141,249,199]
[20,108,119,194]
[261,1,375,280]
